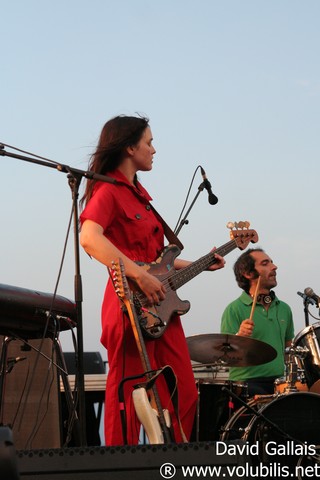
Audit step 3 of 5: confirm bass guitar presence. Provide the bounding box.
[132,221,258,339]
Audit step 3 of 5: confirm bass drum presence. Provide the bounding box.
[245,392,320,444]
[221,392,320,466]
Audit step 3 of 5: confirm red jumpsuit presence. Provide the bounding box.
[80,170,197,445]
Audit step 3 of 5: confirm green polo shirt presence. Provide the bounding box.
[220,291,294,381]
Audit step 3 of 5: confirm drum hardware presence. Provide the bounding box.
[289,345,309,354]
[285,345,309,358]
[186,333,277,367]
[191,361,228,370]
[274,376,308,395]
[277,346,310,394]
[192,361,229,382]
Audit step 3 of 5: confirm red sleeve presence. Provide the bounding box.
[80,182,116,231]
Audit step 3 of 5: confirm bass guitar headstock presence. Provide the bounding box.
[108,258,131,303]
[227,221,259,250]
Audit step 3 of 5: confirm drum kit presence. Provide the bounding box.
[187,326,320,452]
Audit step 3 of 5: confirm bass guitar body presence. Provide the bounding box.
[134,245,191,338]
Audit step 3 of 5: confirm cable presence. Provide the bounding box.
[174,165,201,233]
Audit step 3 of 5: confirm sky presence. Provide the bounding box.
[1,1,320,374]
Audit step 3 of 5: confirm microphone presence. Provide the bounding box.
[297,291,316,305]
[304,287,320,307]
[200,167,218,205]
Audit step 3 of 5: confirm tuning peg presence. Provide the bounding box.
[227,220,251,231]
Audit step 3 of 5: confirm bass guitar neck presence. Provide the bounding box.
[133,221,258,339]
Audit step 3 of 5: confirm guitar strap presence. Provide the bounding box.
[134,364,188,443]
[149,204,184,251]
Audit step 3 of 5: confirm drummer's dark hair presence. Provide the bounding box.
[233,248,264,293]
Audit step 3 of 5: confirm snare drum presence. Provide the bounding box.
[191,379,248,441]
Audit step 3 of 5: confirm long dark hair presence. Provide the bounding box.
[80,115,150,208]
[233,248,264,293]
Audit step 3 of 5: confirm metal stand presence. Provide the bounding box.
[282,346,308,393]
[174,182,205,236]
[303,298,310,327]
[0,143,116,446]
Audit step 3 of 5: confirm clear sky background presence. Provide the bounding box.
[1,1,320,369]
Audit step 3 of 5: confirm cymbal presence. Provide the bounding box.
[186,333,277,367]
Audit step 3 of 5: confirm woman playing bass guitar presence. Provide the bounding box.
[80,114,225,445]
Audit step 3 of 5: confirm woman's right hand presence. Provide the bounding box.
[133,267,166,306]
[80,220,166,305]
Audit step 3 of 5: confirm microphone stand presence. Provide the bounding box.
[0,144,116,446]
[303,298,310,328]
[174,181,207,236]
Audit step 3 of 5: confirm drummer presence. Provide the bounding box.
[220,248,294,396]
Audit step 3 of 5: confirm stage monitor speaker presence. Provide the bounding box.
[17,441,252,480]
[0,337,61,450]
[60,351,105,447]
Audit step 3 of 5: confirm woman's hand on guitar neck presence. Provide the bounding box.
[174,249,225,271]
[207,249,225,271]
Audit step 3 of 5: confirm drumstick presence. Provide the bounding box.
[249,275,261,322]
